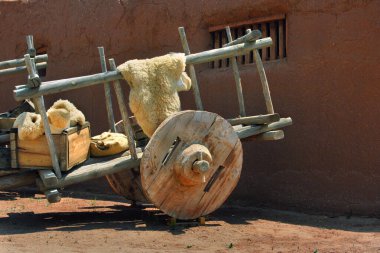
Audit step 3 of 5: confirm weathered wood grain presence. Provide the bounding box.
[140,111,243,220]
[225,26,246,117]
[228,113,280,126]
[178,27,203,110]
[223,29,262,47]
[235,117,292,139]
[98,47,116,132]
[0,54,47,70]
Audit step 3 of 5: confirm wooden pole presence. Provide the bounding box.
[0,62,47,76]
[228,113,280,126]
[248,29,274,114]
[235,117,292,139]
[26,35,36,57]
[40,152,143,190]
[14,38,272,101]
[0,54,48,70]
[98,47,116,132]
[225,26,246,117]
[178,27,203,110]
[24,54,41,88]
[108,58,138,160]
[31,97,62,178]
[223,29,262,47]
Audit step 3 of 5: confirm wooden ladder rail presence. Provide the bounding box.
[98,47,116,132]
[178,27,203,111]
[13,37,273,101]
[0,35,48,77]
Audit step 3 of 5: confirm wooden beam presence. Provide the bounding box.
[178,27,203,110]
[225,26,246,117]
[39,152,143,190]
[108,58,138,160]
[228,113,280,126]
[14,38,272,101]
[98,47,116,132]
[24,54,41,88]
[253,48,274,114]
[235,117,292,139]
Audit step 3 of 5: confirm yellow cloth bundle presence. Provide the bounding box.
[90,132,130,157]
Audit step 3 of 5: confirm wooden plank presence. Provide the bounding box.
[0,134,10,145]
[0,171,37,190]
[0,118,16,130]
[98,47,116,132]
[261,24,268,61]
[253,48,275,114]
[0,147,11,169]
[235,117,292,139]
[109,58,138,160]
[278,20,284,58]
[269,21,277,60]
[66,127,91,170]
[9,132,17,168]
[178,27,204,110]
[241,130,284,141]
[227,113,280,125]
[14,38,273,101]
[0,54,47,70]
[221,31,227,67]
[16,124,90,170]
[225,26,246,117]
[208,14,286,32]
[43,151,143,190]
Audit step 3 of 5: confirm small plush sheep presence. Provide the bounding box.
[47,99,85,128]
[47,107,70,134]
[117,53,191,137]
[13,112,44,140]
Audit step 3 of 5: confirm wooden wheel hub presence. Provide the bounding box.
[174,143,212,186]
[140,110,243,220]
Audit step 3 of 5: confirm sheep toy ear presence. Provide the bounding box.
[176,72,192,92]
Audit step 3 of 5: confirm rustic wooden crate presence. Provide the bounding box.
[10,122,91,171]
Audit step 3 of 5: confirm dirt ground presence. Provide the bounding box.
[0,190,379,253]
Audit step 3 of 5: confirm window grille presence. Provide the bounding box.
[209,16,286,68]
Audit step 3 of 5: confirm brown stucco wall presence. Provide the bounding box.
[0,0,379,215]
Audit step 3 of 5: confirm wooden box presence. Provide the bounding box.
[10,122,91,171]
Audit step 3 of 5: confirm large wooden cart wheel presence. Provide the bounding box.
[140,110,243,220]
[105,169,148,203]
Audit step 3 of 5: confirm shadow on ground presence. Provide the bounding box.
[0,190,379,236]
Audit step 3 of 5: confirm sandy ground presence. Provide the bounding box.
[0,190,379,253]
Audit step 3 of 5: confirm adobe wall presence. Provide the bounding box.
[0,0,378,215]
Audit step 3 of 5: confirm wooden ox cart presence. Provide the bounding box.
[0,27,292,221]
